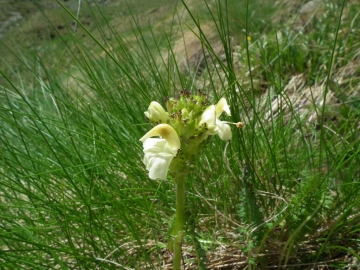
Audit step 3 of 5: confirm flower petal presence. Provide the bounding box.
[199,98,232,140]
[216,119,232,141]
[140,124,180,153]
[140,124,181,180]
[215,98,231,118]
[142,138,175,180]
[199,105,217,133]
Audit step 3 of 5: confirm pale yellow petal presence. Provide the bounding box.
[216,120,232,141]
[215,98,231,117]
[140,124,180,152]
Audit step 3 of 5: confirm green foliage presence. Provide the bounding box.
[285,172,326,233]
[186,211,208,270]
[237,166,264,243]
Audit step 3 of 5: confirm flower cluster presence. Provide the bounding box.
[139,90,235,180]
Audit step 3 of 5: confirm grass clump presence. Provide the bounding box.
[1,0,360,269]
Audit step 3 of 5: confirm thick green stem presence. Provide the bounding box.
[173,176,185,270]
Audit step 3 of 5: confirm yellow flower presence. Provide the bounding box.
[144,101,169,123]
[140,124,180,180]
[199,98,232,141]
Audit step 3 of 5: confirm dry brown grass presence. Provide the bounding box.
[260,74,340,125]
[166,23,226,76]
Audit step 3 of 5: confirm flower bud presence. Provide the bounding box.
[144,101,169,123]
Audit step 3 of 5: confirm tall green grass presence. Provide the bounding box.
[1,0,359,269]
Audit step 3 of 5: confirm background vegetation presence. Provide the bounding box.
[1,0,359,269]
